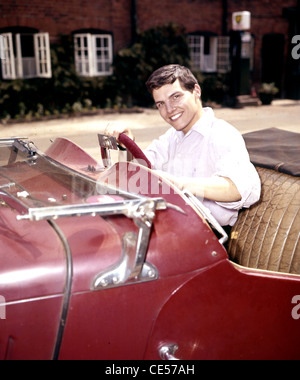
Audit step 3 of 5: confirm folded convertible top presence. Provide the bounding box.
[243,128,300,177]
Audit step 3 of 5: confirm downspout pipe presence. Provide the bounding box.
[131,0,137,44]
[222,0,228,35]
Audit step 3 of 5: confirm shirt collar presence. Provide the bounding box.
[174,107,214,142]
[187,107,214,137]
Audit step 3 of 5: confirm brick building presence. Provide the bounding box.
[0,0,299,98]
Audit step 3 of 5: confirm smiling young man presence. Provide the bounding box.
[106,64,261,227]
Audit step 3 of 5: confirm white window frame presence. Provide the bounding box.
[0,35,6,60]
[1,33,16,79]
[1,32,51,80]
[188,35,203,72]
[34,33,52,78]
[217,36,231,74]
[74,34,93,77]
[74,33,113,77]
[188,35,231,74]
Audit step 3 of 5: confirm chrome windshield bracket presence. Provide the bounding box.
[12,139,37,157]
[92,199,159,290]
[0,137,28,147]
[16,197,167,222]
[98,133,133,167]
[98,134,118,168]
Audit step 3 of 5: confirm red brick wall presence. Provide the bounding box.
[0,0,132,52]
[0,0,297,52]
[136,0,223,35]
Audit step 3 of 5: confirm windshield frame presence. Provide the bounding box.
[0,138,164,222]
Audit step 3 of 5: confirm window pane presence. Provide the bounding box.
[188,35,202,71]
[1,33,16,79]
[189,35,218,73]
[0,35,5,59]
[74,33,112,77]
[74,34,92,76]
[217,36,231,73]
[19,34,35,58]
[93,35,112,76]
[34,33,52,78]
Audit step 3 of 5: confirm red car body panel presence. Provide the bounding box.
[145,261,300,360]
[0,137,299,360]
[0,209,66,360]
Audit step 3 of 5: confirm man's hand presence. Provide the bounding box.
[104,122,135,144]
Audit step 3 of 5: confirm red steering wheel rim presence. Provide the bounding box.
[118,133,152,169]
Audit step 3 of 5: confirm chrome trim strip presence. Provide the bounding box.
[48,220,73,361]
[17,197,167,222]
[182,190,228,245]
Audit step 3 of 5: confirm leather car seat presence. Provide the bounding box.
[228,167,300,275]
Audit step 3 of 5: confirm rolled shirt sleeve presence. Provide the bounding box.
[198,117,261,225]
[212,125,261,211]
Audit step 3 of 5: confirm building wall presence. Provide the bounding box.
[0,0,132,52]
[0,0,299,95]
[135,0,297,84]
[1,0,296,48]
[136,0,223,35]
[227,0,296,83]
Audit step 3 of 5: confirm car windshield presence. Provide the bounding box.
[0,138,226,243]
[0,138,145,220]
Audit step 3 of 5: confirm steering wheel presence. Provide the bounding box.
[118,133,152,169]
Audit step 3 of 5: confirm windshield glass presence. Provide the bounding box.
[0,139,135,215]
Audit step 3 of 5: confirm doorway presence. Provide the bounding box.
[261,33,284,94]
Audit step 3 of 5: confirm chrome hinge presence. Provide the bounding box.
[92,199,161,290]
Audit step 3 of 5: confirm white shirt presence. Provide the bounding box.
[144,107,261,226]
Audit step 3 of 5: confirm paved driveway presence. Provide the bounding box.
[1,99,299,161]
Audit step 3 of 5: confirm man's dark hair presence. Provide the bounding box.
[146,64,198,94]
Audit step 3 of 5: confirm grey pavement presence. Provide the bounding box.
[1,99,299,162]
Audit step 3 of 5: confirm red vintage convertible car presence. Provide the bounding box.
[0,128,299,360]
